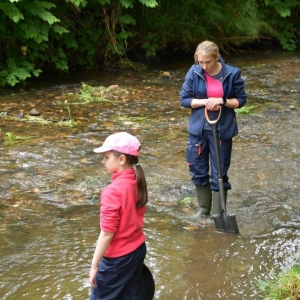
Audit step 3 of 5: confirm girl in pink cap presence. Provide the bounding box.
[89,132,148,300]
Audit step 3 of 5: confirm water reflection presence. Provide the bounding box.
[1,51,300,299]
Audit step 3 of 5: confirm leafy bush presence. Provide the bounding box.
[0,0,299,87]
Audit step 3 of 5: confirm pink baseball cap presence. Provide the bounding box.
[93,132,140,156]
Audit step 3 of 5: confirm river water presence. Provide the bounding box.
[1,50,300,300]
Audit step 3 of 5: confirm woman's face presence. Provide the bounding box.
[197,54,219,74]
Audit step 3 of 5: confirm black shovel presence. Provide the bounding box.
[205,106,240,235]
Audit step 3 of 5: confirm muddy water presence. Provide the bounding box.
[1,50,300,300]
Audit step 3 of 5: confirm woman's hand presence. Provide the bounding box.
[205,97,222,110]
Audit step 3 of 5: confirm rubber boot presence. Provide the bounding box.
[189,184,212,220]
[211,191,227,216]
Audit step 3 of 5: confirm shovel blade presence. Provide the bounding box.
[213,210,240,235]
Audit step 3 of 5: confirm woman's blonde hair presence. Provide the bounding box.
[194,41,220,63]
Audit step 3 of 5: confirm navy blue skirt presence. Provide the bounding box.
[90,242,147,300]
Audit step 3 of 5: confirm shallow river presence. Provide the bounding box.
[1,50,300,300]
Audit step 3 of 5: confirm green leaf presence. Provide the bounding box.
[33,0,56,10]
[63,35,78,49]
[68,0,88,7]
[52,24,69,35]
[116,31,133,39]
[91,0,110,5]
[12,14,21,22]
[6,73,19,86]
[95,0,110,4]
[120,0,133,9]
[0,70,8,77]
[118,14,136,25]
[0,2,24,22]
[138,0,158,8]
[278,8,291,17]
[13,68,31,80]
[7,58,17,69]
[24,24,39,39]
[32,69,42,77]
[30,8,59,24]
[20,23,28,30]
[21,61,34,69]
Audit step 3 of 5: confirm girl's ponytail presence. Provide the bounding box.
[112,151,148,208]
[135,163,148,208]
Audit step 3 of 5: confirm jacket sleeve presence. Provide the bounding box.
[232,69,247,108]
[179,65,195,108]
[100,186,121,233]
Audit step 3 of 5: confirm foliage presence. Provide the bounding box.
[261,0,299,50]
[257,259,300,299]
[64,106,78,127]
[4,131,38,145]
[131,0,274,53]
[79,82,128,103]
[23,106,78,126]
[0,0,158,87]
[236,105,256,115]
[4,132,17,145]
[180,197,195,207]
[0,0,299,87]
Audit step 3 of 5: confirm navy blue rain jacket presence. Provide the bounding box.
[179,58,247,139]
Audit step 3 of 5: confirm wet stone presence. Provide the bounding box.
[29,108,40,116]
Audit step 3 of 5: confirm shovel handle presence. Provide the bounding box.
[204,106,222,125]
[204,105,225,212]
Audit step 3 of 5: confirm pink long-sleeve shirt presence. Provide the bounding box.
[100,168,146,258]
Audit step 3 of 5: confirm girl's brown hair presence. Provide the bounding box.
[112,151,148,208]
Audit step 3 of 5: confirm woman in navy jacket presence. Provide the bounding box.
[180,41,247,219]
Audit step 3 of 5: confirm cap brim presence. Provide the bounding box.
[93,146,112,153]
[136,264,155,300]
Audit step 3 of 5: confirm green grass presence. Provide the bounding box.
[4,132,38,145]
[257,258,300,299]
[78,82,127,103]
[4,132,17,145]
[24,106,78,127]
[236,104,256,115]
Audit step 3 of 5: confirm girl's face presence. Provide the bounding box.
[101,151,125,174]
[197,54,219,74]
